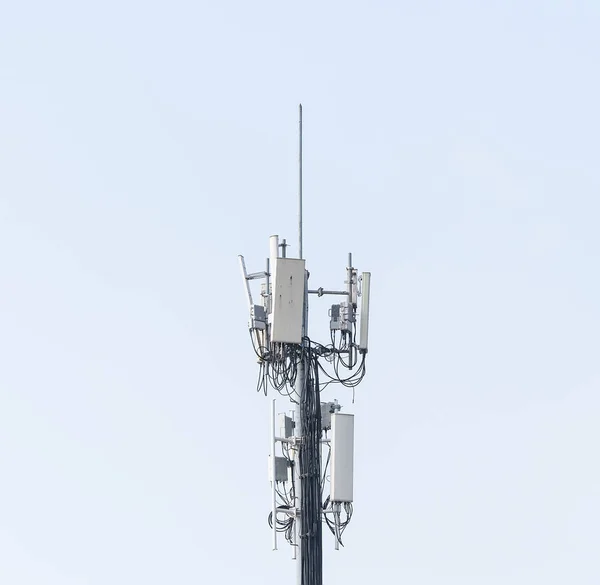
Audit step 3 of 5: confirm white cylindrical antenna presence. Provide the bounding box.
[265,258,271,315]
[298,104,303,260]
[347,252,354,305]
[270,235,279,267]
[271,398,278,551]
[359,272,371,352]
[269,236,279,306]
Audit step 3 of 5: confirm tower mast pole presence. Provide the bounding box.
[295,102,305,585]
[295,103,323,585]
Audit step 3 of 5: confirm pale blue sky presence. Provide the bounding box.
[1,1,599,583]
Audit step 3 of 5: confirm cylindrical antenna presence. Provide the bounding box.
[298,103,303,260]
[265,258,271,316]
[270,235,279,302]
[270,235,279,266]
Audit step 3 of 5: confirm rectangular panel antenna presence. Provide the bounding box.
[359,272,371,352]
[271,258,305,344]
[330,413,355,503]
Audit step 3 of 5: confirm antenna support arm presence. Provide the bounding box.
[308,288,349,297]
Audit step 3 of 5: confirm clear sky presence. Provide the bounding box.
[1,1,599,583]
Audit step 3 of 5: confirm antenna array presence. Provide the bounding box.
[238,106,372,585]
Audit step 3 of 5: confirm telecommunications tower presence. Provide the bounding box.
[238,105,372,585]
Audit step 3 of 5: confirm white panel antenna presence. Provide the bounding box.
[359,272,371,352]
[330,413,355,503]
[270,258,305,344]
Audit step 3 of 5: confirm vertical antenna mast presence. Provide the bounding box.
[295,102,306,585]
[299,103,303,260]
[238,105,372,585]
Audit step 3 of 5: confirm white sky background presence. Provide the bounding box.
[1,1,599,583]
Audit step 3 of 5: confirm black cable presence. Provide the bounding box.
[298,343,324,585]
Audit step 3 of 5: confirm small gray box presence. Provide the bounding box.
[279,414,295,438]
[269,455,289,483]
[321,403,332,431]
[330,304,341,330]
[250,304,266,330]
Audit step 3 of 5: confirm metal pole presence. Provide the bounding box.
[238,255,254,309]
[299,104,303,260]
[295,367,303,585]
[271,399,278,551]
[295,271,308,585]
[291,406,298,562]
[296,103,322,585]
[295,102,304,585]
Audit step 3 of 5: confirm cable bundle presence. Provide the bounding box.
[252,334,301,402]
[298,345,322,585]
[322,500,353,547]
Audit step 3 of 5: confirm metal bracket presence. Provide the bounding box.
[308,287,349,297]
[247,271,268,280]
